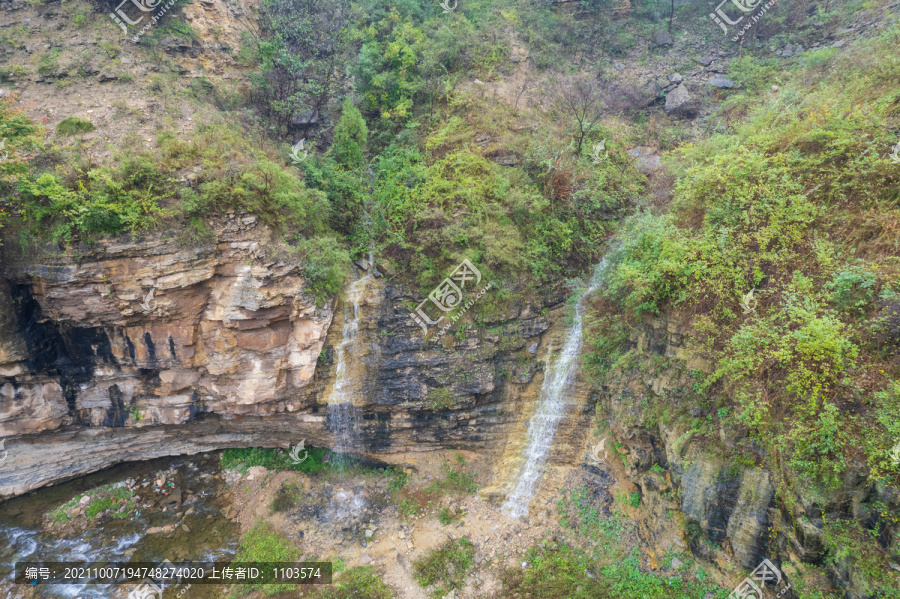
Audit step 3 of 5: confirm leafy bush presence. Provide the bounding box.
[18,170,168,242]
[827,263,876,316]
[426,387,455,410]
[293,235,351,305]
[413,538,474,598]
[56,117,95,136]
[331,98,368,168]
[311,566,395,599]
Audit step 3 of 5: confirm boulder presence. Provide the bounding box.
[664,85,699,118]
[652,30,674,46]
[667,73,683,84]
[627,147,662,174]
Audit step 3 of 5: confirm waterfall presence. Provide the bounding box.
[501,257,610,519]
[326,271,371,467]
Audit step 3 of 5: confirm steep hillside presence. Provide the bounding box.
[1,0,900,597]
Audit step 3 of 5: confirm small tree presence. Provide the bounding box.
[559,74,608,156]
[331,97,368,168]
[558,74,645,155]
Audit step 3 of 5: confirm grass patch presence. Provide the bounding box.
[232,520,300,596]
[221,446,333,474]
[503,543,728,599]
[47,483,136,522]
[425,455,478,496]
[413,538,475,598]
[309,566,396,599]
[437,507,462,525]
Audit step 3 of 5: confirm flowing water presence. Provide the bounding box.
[325,267,371,523]
[502,258,610,519]
[326,271,371,466]
[0,454,238,599]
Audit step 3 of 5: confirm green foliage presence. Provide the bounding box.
[426,387,455,410]
[502,543,727,599]
[332,98,368,168]
[822,518,900,598]
[413,538,474,598]
[869,381,900,480]
[311,566,396,599]
[426,459,478,496]
[355,14,426,122]
[437,507,455,525]
[18,168,169,242]
[233,520,300,596]
[251,0,354,131]
[221,446,333,475]
[56,116,95,136]
[399,498,420,519]
[48,483,136,522]
[37,49,61,77]
[827,262,876,316]
[292,235,351,305]
[595,21,900,499]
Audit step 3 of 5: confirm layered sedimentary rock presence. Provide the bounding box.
[0,216,559,498]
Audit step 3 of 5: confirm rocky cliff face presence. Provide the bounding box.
[592,316,900,597]
[0,218,568,499]
[0,216,336,495]
[1,223,891,596]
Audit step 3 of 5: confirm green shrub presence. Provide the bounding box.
[426,460,477,496]
[312,566,395,599]
[426,387,455,410]
[56,116,95,136]
[18,169,168,242]
[413,538,474,598]
[332,97,368,168]
[293,235,351,306]
[827,263,876,316]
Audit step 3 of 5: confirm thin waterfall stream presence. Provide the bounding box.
[501,257,610,519]
[323,261,373,525]
[326,264,372,468]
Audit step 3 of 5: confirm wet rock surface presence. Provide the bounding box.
[0,217,564,498]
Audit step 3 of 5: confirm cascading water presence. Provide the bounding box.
[323,263,373,527]
[326,266,371,468]
[501,257,611,519]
